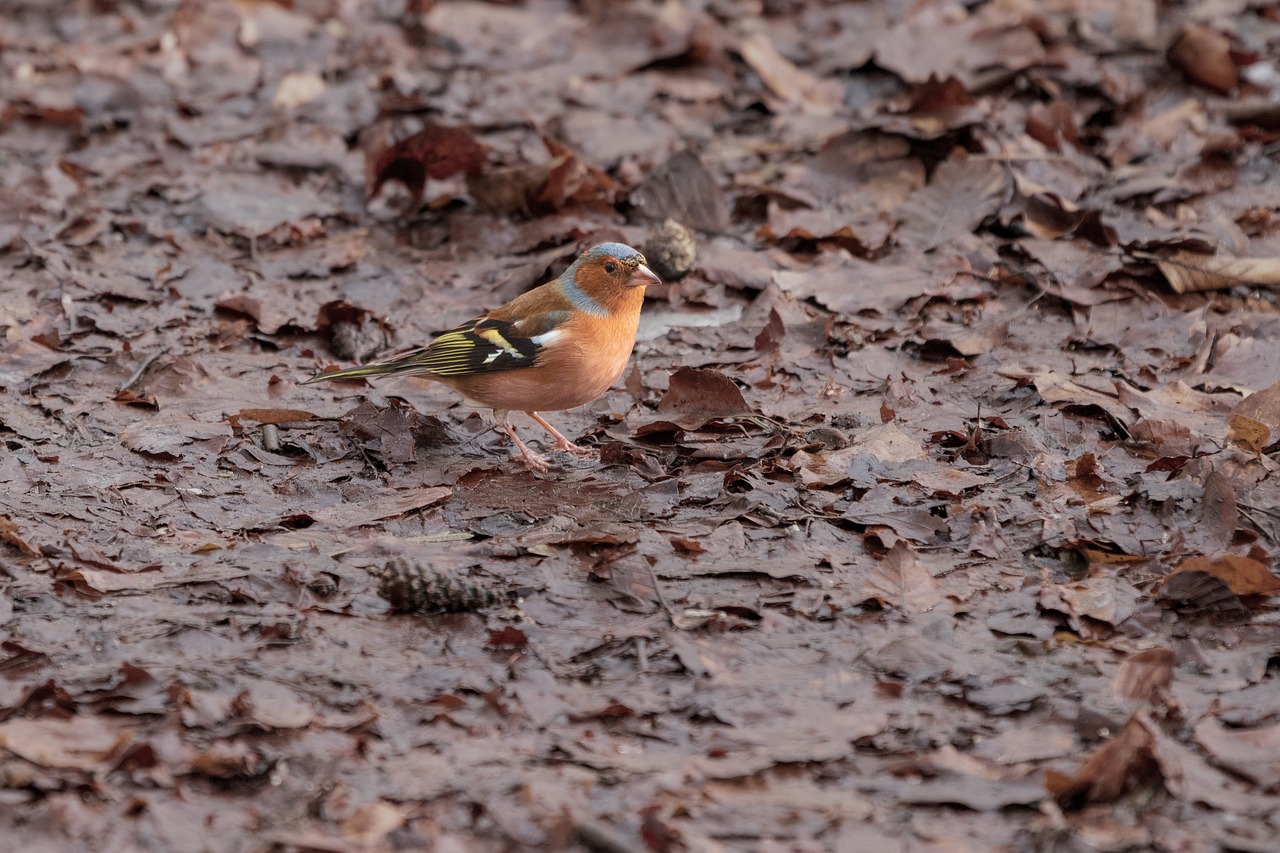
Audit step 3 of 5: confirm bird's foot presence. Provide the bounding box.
[515,447,552,473]
[499,416,553,473]
[556,439,595,458]
[527,412,595,459]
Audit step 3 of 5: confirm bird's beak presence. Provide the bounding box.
[631,263,662,287]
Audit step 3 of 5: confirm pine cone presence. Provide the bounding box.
[375,558,498,613]
[645,219,697,281]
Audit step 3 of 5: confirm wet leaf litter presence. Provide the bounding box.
[2,1,1280,851]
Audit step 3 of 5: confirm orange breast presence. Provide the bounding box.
[443,300,643,413]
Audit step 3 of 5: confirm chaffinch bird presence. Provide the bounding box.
[303,242,661,472]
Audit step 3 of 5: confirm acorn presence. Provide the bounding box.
[644,219,697,281]
[375,558,498,613]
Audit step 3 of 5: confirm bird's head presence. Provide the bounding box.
[569,242,662,293]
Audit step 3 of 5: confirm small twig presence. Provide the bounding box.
[117,347,169,393]
[576,821,645,853]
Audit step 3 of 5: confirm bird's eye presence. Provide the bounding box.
[604,261,618,274]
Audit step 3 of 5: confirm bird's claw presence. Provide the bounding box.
[516,448,552,473]
[557,440,595,458]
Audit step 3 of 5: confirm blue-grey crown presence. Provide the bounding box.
[577,242,645,268]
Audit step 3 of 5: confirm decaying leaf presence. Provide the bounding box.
[1048,717,1161,808]
[1111,648,1175,704]
[1154,251,1280,294]
[897,156,1008,251]
[859,540,943,614]
[1163,555,1280,598]
[653,367,752,430]
[1227,414,1269,453]
[119,413,234,458]
[739,32,843,112]
[1229,379,1280,452]
[366,123,488,207]
[629,150,729,232]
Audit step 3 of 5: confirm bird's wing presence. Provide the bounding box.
[309,310,573,383]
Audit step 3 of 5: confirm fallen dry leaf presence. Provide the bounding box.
[1226,414,1269,454]
[1048,716,1161,808]
[1163,555,1280,598]
[653,367,752,430]
[1154,251,1280,294]
[1229,378,1280,452]
[1111,648,1175,704]
[0,716,133,770]
[366,123,488,208]
[897,156,1008,252]
[859,540,944,614]
[739,32,843,112]
[1192,719,1280,789]
[307,487,452,528]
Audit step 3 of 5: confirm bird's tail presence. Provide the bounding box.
[300,361,412,385]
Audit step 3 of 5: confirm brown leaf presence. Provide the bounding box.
[654,367,751,430]
[1154,251,1280,294]
[907,75,974,113]
[1147,715,1279,814]
[629,150,729,232]
[215,292,301,335]
[897,156,1008,251]
[1167,555,1280,597]
[338,400,452,465]
[466,161,556,216]
[1227,414,1269,454]
[0,716,133,770]
[774,252,969,315]
[1193,719,1280,789]
[366,124,488,205]
[523,137,620,213]
[307,487,452,528]
[227,407,317,431]
[199,175,336,239]
[0,514,39,556]
[63,564,250,595]
[1000,367,1134,428]
[1168,24,1238,93]
[753,307,785,354]
[1050,717,1161,808]
[1155,571,1250,621]
[1230,378,1280,451]
[1025,99,1079,150]
[874,6,1044,87]
[603,555,663,613]
[119,413,234,459]
[859,540,943,614]
[488,626,528,648]
[1199,471,1239,550]
[1057,575,1139,629]
[739,32,843,112]
[1111,648,1175,703]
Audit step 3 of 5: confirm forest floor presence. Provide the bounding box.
[3,1,1280,851]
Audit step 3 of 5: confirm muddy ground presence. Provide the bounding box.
[3,1,1280,851]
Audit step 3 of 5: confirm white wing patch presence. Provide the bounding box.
[529,329,564,347]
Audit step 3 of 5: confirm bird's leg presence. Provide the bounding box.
[527,411,593,457]
[494,410,551,472]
